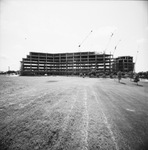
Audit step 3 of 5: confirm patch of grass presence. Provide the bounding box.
[0,107,67,150]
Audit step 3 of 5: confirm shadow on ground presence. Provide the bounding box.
[119,82,126,85]
[47,81,58,83]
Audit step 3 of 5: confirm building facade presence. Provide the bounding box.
[113,56,134,73]
[20,52,113,76]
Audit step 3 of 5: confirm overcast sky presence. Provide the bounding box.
[0,0,148,72]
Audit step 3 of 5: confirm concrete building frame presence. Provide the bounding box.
[20,52,113,76]
[113,56,134,73]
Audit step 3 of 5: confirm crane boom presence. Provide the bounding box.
[78,30,93,48]
[135,50,139,64]
[134,50,139,73]
[113,39,121,56]
[104,31,115,53]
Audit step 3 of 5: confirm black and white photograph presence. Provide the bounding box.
[0,0,148,149]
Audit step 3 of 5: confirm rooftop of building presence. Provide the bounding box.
[29,51,112,56]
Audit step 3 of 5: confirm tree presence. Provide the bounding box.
[129,71,134,81]
[134,74,140,85]
[117,71,122,82]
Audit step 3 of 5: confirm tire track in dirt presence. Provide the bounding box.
[52,87,89,150]
[85,86,116,150]
[96,84,148,149]
[94,82,144,150]
[26,86,80,150]
[80,88,89,150]
[97,89,130,150]
[92,88,119,150]
[51,88,79,150]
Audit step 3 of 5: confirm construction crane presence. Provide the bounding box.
[134,50,139,73]
[78,30,93,51]
[112,39,122,56]
[104,31,115,54]
[135,48,139,64]
[112,39,121,74]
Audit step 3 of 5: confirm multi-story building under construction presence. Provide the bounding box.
[113,56,134,73]
[20,52,113,76]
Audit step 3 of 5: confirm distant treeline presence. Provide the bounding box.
[0,70,148,79]
[0,70,20,75]
[138,71,148,79]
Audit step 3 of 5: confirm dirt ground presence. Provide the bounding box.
[0,75,148,150]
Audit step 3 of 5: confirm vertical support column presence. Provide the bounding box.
[45,53,47,73]
[95,54,97,71]
[88,52,90,72]
[109,54,111,73]
[39,54,41,75]
[103,53,106,73]
[123,59,124,72]
[117,59,119,73]
[72,53,74,75]
[66,53,68,75]
[80,52,81,73]
[59,54,61,75]
[37,54,39,75]
[20,61,24,75]
[29,53,32,73]
[114,58,116,73]
[53,54,55,75]
[112,55,113,73]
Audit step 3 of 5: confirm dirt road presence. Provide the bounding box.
[0,76,148,150]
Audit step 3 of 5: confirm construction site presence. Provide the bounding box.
[20,51,134,76]
[1,1,148,149]
[20,52,112,76]
[1,33,147,150]
[20,30,135,76]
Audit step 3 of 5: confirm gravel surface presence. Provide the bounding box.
[0,76,148,150]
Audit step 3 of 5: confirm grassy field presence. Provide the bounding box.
[0,75,148,150]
